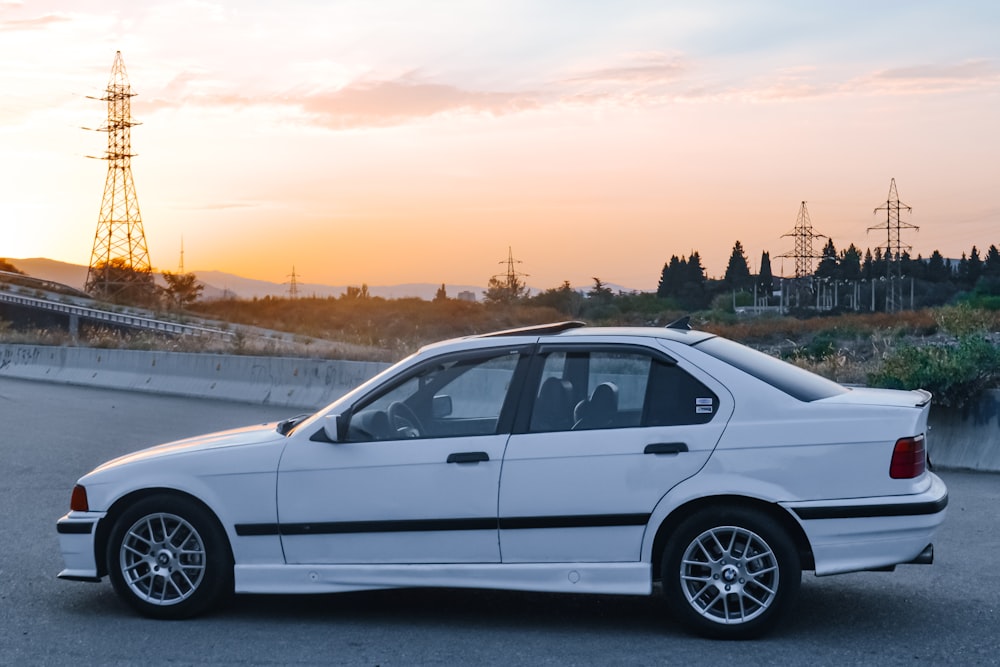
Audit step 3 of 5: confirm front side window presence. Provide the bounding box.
[346,350,521,441]
[527,347,719,433]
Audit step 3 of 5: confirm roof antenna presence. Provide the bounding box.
[666,315,691,330]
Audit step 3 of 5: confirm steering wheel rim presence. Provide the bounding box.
[387,401,423,438]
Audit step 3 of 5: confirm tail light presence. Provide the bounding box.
[889,435,926,479]
[70,485,89,512]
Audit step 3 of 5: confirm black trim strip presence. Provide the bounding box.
[791,494,948,521]
[499,513,649,530]
[56,521,94,535]
[234,513,652,537]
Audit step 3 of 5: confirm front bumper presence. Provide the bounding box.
[783,472,948,576]
[56,511,105,582]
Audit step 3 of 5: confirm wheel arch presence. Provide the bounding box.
[94,487,234,578]
[649,494,815,581]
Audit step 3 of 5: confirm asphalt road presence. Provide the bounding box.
[1,377,997,666]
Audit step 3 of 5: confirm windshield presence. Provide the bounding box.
[694,336,848,402]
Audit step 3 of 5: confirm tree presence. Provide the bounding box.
[89,257,157,305]
[483,273,528,305]
[757,251,774,295]
[839,244,862,281]
[968,246,983,284]
[984,245,1000,277]
[925,250,950,283]
[588,277,613,302]
[815,238,838,279]
[723,241,752,290]
[657,255,684,299]
[434,283,448,302]
[0,259,24,274]
[530,281,583,315]
[161,271,204,309]
[862,248,875,280]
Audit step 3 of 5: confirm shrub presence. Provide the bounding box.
[868,334,1000,409]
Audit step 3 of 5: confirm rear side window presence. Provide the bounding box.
[644,361,718,426]
[694,336,847,402]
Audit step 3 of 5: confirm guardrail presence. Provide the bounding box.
[0,291,234,340]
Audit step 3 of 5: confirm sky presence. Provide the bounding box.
[2,1,999,291]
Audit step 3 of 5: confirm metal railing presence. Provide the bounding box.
[0,291,234,340]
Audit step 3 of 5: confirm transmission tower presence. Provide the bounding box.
[287,266,300,299]
[869,178,916,312]
[490,246,529,301]
[84,51,153,302]
[779,201,826,278]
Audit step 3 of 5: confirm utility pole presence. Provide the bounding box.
[869,178,916,312]
[84,51,153,302]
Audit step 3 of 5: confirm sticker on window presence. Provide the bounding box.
[696,398,714,414]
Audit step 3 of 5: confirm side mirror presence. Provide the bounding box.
[322,414,343,443]
[432,394,453,419]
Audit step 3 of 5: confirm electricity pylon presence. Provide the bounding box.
[869,178,916,312]
[779,201,826,278]
[84,51,154,302]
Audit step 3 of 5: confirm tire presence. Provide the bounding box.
[106,495,233,619]
[662,507,801,639]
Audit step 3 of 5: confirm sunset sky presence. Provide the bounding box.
[2,1,999,291]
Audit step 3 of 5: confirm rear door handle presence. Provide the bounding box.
[447,451,490,464]
[644,442,688,455]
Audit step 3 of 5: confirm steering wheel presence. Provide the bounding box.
[387,401,423,438]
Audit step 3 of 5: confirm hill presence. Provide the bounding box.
[6,258,485,301]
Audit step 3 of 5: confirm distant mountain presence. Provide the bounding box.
[6,257,641,301]
[7,258,89,290]
[7,258,486,301]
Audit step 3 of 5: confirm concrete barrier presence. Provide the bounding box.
[1,343,996,472]
[927,389,1000,473]
[0,344,389,410]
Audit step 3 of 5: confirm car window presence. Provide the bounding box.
[527,348,720,433]
[347,350,521,441]
[644,360,719,426]
[693,336,847,402]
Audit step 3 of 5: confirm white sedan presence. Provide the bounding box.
[56,321,947,638]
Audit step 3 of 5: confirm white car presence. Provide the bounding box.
[56,321,947,638]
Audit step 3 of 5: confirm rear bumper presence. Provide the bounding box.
[783,473,948,576]
[56,511,104,582]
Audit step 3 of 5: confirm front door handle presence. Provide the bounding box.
[644,442,688,455]
[447,451,490,464]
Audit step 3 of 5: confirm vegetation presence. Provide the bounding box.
[3,239,999,408]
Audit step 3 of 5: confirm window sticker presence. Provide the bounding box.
[695,398,714,414]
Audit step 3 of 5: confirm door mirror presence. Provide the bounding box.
[432,394,453,419]
[322,414,343,443]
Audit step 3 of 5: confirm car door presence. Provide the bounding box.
[499,341,733,563]
[277,347,527,564]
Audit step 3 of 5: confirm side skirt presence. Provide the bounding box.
[234,562,653,596]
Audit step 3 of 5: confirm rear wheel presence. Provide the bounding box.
[662,507,800,639]
[106,495,233,619]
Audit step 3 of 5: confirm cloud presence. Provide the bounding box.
[0,13,71,31]
[856,59,1000,94]
[143,73,542,128]
[566,52,688,86]
[297,76,541,128]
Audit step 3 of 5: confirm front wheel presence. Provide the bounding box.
[106,495,233,619]
[662,507,801,639]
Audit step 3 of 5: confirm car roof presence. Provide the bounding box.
[469,321,717,346]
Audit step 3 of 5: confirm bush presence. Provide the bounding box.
[868,334,1000,409]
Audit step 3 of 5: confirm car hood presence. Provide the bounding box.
[91,422,285,473]
[822,386,931,409]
